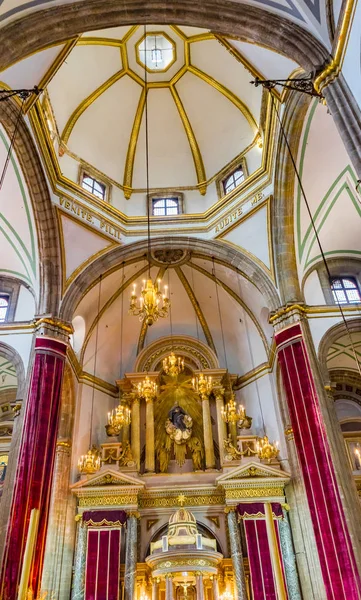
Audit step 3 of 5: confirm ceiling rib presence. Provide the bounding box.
[123,86,146,200]
[175,265,217,354]
[24,36,80,113]
[80,263,149,364]
[61,69,126,144]
[190,261,269,357]
[170,85,206,195]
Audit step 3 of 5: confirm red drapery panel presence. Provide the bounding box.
[85,529,121,600]
[244,519,277,600]
[0,337,67,600]
[276,323,361,599]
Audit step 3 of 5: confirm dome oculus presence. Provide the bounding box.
[136,33,176,72]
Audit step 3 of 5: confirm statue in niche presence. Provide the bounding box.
[155,373,205,473]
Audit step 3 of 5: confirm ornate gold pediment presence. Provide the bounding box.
[216,461,290,484]
[71,468,145,491]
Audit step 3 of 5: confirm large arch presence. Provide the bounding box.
[272,89,312,305]
[0,99,61,315]
[0,1,328,72]
[318,317,361,381]
[0,342,26,565]
[59,236,281,321]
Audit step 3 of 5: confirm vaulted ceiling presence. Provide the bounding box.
[1,24,299,214]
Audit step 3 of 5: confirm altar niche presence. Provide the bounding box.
[156,371,205,473]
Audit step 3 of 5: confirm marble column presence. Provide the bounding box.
[214,387,227,466]
[131,398,141,471]
[71,520,87,600]
[226,509,247,600]
[196,573,204,600]
[0,324,69,600]
[278,509,302,600]
[152,579,159,600]
[165,574,173,600]
[212,576,220,600]
[264,503,287,600]
[201,395,215,469]
[124,514,138,600]
[145,396,155,473]
[41,439,74,599]
[275,320,361,597]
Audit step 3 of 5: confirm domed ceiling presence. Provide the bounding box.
[0,24,298,215]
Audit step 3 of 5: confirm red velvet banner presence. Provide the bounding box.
[0,337,67,600]
[85,529,121,600]
[276,323,361,599]
[244,519,277,600]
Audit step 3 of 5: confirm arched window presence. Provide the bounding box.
[330,277,361,304]
[152,197,179,216]
[81,173,106,200]
[0,296,9,322]
[223,167,244,195]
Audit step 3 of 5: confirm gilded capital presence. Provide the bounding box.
[34,316,73,342]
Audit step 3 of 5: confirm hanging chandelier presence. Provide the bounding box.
[78,447,101,475]
[129,27,170,326]
[163,351,184,377]
[257,435,279,462]
[106,403,131,436]
[129,279,169,326]
[192,372,213,396]
[136,375,158,399]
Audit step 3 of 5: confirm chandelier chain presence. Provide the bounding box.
[144,24,151,277]
[90,274,102,447]
[212,257,228,371]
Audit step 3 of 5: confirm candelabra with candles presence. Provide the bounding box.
[105,403,131,436]
[163,351,184,377]
[136,375,158,399]
[257,435,279,462]
[78,446,101,474]
[221,395,244,424]
[221,394,252,445]
[129,278,170,326]
[192,372,213,397]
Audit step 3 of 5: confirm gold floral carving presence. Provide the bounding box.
[158,559,214,569]
[225,487,284,499]
[78,494,138,507]
[139,493,224,509]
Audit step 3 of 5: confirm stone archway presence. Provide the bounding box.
[60,236,281,321]
[0,1,328,71]
[0,100,61,315]
[0,342,26,565]
[318,317,361,381]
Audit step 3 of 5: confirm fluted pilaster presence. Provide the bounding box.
[201,395,215,469]
[145,396,155,473]
[130,398,140,470]
[215,388,227,466]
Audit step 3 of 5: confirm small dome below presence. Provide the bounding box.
[168,507,198,537]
